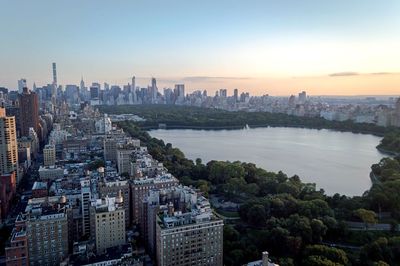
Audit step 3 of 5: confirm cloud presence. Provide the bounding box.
[329,72,359,77]
[369,72,392,75]
[329,71,397,77]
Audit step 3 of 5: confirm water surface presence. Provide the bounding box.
[150,127,385,196]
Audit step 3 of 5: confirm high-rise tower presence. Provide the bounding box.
[19,87,40,138]
[52,62,57,88]
[51,62,58,104]
[0,108,18,175]
[131,76,136,93]
[0,107,18,220]
[17,79,27,94]
[151,77,158,101]
[131,76,137,103]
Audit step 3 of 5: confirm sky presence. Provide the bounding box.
[0,0,399,96]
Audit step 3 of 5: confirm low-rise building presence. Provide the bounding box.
[38,166,64,181]
[31,181,48,198]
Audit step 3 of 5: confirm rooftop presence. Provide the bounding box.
[155,186,216,229]
[92,196,123,213]
[32,181,47,190]
[133,173,177,185]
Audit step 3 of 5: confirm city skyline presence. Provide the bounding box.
[1,0,400,95]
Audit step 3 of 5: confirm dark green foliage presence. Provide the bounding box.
[100,104,390,135]
[303,245,349,265]
[360,237,400,265]
[377,130,400,154]
[367,157,400,219]
[87,159,105,171]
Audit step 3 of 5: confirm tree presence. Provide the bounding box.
[224,225,240,242]
[197,180,210,197]
[299,199,333,218]
[223,177,247,200]
[311,219,328,243]
[287,214,313,243]
[87,159,105,171]
[302,256,342,266]
[277,182,300,197]
[195,158,202,165]
[226,249,245,266]
[360,237,400,266]
[247,204,267,227]
[374,261,390,266]
[303,245,349,265]
[353,208,377,228]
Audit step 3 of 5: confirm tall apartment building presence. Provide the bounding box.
[116,140,140,175]
[154,186,224,266]
[24,196,69,266]
[174,84,185,103]
[95,114,112,134]
[0,173,17,222]
[5,214,29,266]
[103,129,129,163]
[5,103,20,138]
[104,137,118,162]
[80,180,92,237]
[0,107,18,175]
[18,87,39,139]
[0,107,18,221]
[98,179,131,227]
[91,195,126,254]
[43,144,56,166]
[131,173,178,226]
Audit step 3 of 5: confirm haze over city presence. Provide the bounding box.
[1,0,399,95]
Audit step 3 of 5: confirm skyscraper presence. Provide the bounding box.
[51,63,57,102]
[298,91,307,104]
[80,76,85,91]
[219,89,227,98]
[0,107,18,175]
[52,62,57,88]
[17,79,27,94]
[90,83,100,99]
[151,77,158,101]
[131,76,136,93]
[0,107,18,221]
[19,87,40,138]
[234,88,239,102]
[174,84,185,103]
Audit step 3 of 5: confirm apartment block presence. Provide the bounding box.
[92,196,126,254]
[154,187,224,266]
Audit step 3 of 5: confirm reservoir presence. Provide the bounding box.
[150,127,385,196]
